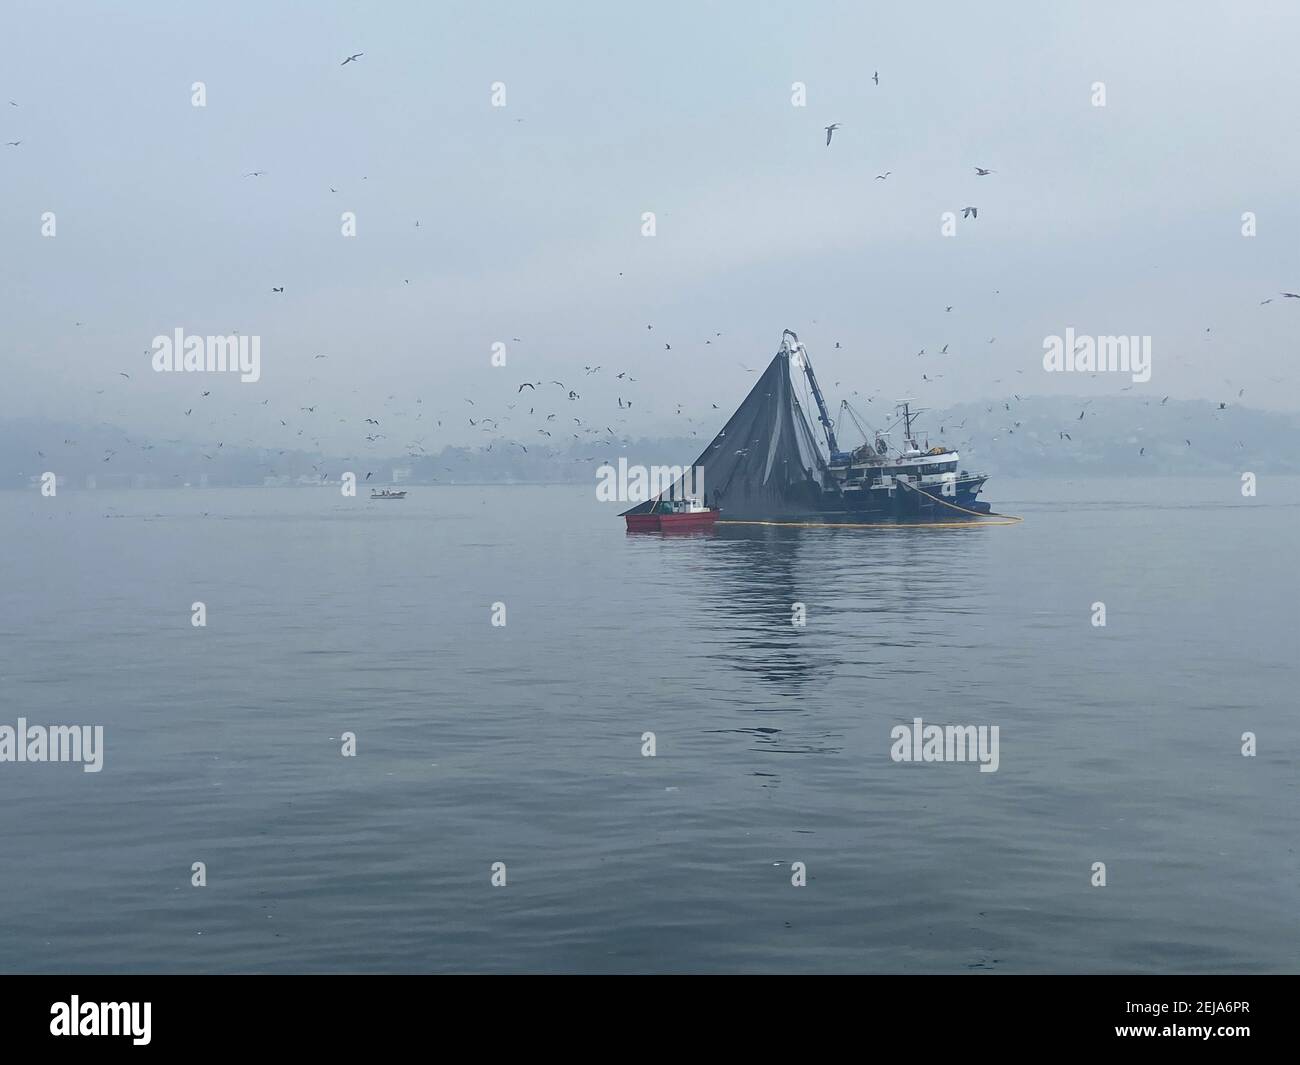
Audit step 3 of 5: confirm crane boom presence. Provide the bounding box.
[781,329,839,455]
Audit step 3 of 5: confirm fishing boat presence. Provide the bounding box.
[620,329,992,524]
[370,488,407,500]
[624,496,719,533]
[821,399,990,518]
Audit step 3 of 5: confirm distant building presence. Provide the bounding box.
[392,467,412,483]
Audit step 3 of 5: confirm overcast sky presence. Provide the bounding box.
[3,1,1299,453]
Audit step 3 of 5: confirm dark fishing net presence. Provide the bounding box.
[622,351,832,519]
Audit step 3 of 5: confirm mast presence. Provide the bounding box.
[782,329,839,454]
[896,399,927,451]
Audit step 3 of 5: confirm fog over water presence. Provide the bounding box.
[2,1,1299,462]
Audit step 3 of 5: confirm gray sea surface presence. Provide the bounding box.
[0,477,1295,973]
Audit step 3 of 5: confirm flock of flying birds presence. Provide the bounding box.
[7,56,1295,478]
[815,73,1294,455]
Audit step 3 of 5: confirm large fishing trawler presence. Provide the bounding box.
[819,396,990,519]
[622,329,991,525]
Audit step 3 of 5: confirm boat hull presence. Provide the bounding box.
[706,475,990,522]
[823,476,990,519]
[625,509,720,533]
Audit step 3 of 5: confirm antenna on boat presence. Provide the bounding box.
[895,398,926,452]
[782,329,840,455]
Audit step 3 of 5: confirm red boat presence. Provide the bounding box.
[624,498,719,533]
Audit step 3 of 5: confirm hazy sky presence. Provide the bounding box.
[3,1,1299,453]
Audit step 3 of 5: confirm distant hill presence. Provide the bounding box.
[922,396,1300,476]
[2,396,1297,490]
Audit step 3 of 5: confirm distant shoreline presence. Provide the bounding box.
[6,472,1299,494]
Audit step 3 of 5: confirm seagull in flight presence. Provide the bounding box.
[962,206,978,219]
[341,53,364,66]
[243,171,265,177]
[872,71,879,85]
[824,123,841,146]
[974,167,995,176]
[875,172,891,180]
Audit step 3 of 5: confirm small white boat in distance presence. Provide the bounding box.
[370,488,407,499]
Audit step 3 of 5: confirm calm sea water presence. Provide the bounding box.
[0,478,1296,974]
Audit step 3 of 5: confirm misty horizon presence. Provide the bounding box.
[4,1,1300,462]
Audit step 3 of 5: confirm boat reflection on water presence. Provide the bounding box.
[619,516,1000,786]
[686,522,838,695]
[630,517,996,695]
